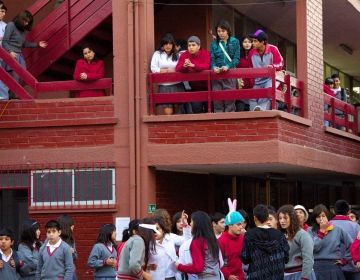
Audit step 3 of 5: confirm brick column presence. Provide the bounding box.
[296,0,324,128]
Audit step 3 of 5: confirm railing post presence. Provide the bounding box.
[66,0,71,48]
[331,98,336,127]
[271,68,276,110]
[285,74,291,113]
[207,71,212,113]
[148,74,154,115]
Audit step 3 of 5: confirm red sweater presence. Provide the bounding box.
[350,239,360,264]
[73,59,105,97]
[175,49,210,90]
[218,231,245,280]
[237,55,254,89]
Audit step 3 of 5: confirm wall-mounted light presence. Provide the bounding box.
[339,43,353,55]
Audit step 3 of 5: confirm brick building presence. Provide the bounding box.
[0,0,359,279]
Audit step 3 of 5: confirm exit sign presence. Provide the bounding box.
[147,204,156,213]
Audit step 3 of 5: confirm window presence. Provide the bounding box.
[31,168,115,207]
[0,172,30,188]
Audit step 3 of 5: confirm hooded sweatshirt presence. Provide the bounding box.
[240,227,289,280]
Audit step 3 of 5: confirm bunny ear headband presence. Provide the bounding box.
[225,198,244,226]
[227,198,237,213]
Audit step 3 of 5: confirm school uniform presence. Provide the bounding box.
[17,243,40,279]
[0,248,21,279]
[87,243,117,279]
[35,239,74,280]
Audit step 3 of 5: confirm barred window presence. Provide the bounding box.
[0,172,30,188]
[31,168,115,207]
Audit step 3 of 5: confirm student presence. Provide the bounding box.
[211,212,226,239]
[308,204,351,280]
[0,2,8,100]
[2,10,47,99]
[35,220,74,280]
[18,220,42,280]
[331,74,348,103]
[210,20,240,113]
[218,198,245,280]
[294,204,310,231]
[176,211,222,279]
[330,200,360,279]
[57,214,77,280]
[267,206,279,229]
[241,204,289,280]
[73,44,105,97]
[150,33,184,115]
[117,222,155,280]
[88,224,117,280]
[236,35,254,111]
[278,205,315,280]
[172,211,184,236]
[176,35,210,114]
[0,228,21,279]
[248,29,284,111]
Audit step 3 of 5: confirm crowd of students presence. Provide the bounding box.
[150,19,284,115]
[3,199,360,280]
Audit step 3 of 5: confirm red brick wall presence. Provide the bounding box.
[31,212,115,280]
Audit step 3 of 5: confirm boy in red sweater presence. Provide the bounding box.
[176,35,210,113]
[218,207,245,280]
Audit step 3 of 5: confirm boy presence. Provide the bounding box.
[248,29,284,111]
[36,220,74,280]
[0,228,21,279]
[241,204,289,280]
[211,212,226,239]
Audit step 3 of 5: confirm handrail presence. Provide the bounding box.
[27,0,51,16]
[148,68,304,116]
[324,93,358,135]
[0,46,112,99]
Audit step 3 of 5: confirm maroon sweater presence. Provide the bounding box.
[218,231,245,280]
[175,49,210,91]
[73,59,105,97]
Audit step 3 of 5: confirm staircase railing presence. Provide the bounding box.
[0,47,112,99]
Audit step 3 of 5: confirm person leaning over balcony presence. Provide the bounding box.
[248,29,284,111]
[331,73,348,130]
[210,19,240,113]
[175,35,210,114]
[73,44,105,98]
[150,33,184,115]
[2,10,47,99]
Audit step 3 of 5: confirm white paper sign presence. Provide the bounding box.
[115,217,130,241]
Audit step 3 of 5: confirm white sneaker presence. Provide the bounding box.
[253,106,262,111]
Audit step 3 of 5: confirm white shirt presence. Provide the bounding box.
[46,238,62,253]
[0,21,6,46]
[150,51,180,86]
[0,248,13,262]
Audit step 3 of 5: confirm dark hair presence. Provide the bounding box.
[175,39,187,51]
[122,219,140,242]
[57,214,75,247]
[154,216,170,234]
[171,212,182,234]
[349,210,359,221]
[14,10,33,31]
[153,209,172,233]
[277,205,300,240]
[311,204,330,232]
[325,77,334,85]
[96,224,117,249]
[138,218,156,267]
[0,2,7,11]
[334,199,350,215]
[253,204,269,223]
[211,212,225,224]
[80,43,98,60]
[215,20,232,42]
[239,209,249,229]
[191,211,219,260]
[331,73,340,80]
[157,33,178,61]
[20,220,41,251]
[240,35,252,58]
[45,220,61,231]
[0,228,15,241]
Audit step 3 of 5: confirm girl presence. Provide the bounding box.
[17,220,42,280]
[117,220,156,280]
[278,205,316,280]
[176,211,222,279]
[210,20,240,113]
[2,10,47,98]
[267,207,279,229]
[150,33,183,115]
[171,211,183,236]
[308,204,352,280]
[57,214,77,280]
[73,44,105,97]
[87,224,117,280]
[236,35,253,111]
[294,205,310,231]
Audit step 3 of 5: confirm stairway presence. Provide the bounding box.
[24,0,112,80]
